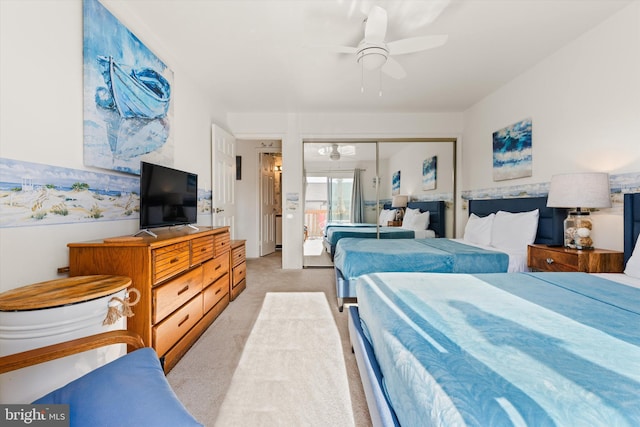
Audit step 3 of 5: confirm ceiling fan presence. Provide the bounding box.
[330,5,448,80]
[318,144,356,161]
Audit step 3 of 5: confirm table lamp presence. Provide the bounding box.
[392,195,408,221]
[546,172,611,249]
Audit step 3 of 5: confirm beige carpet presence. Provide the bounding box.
[166,252,371,426]
[215,292,355,426]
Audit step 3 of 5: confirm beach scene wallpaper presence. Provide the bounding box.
[83,0,174,175]
[492,118,532,181]
[0,158,212,228]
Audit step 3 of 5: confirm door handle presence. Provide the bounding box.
[215,208,225,213]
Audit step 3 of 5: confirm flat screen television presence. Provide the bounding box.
[139,161,198,230]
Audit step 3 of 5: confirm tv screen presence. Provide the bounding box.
[139,162,198,230]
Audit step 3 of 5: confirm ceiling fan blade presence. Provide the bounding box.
[307,43,357,54]
[381,57,406,80]
[387,35,448,55]
[364,6,387,43]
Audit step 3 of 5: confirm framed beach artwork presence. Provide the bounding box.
[422,156,437,190]
[83,0,174,175]
[492,118,532,181]
[392,171,401,195]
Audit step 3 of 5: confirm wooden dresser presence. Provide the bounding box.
[68,226,230,372]
[230,240,246,300]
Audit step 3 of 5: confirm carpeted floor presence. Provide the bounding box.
[167,251,371,427]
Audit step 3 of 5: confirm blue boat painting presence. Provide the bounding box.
[96,56,171,119]
[83,0,174,175]
[492,118,532,181]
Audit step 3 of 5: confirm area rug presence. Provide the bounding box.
[214,292,355,426]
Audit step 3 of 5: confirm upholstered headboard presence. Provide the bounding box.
[468,196,567,246]
[624,193,640,266]
[383,200,446,238]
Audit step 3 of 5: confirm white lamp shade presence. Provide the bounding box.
[547,173,611,209]
[392,195,408,208]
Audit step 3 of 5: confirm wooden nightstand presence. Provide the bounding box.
[387,221,402,227]
[527,244,624,273]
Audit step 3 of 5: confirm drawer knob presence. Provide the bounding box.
[170,257,180,264]
[177,285,189,296]
[546,258,554,264]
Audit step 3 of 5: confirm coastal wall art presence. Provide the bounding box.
[422,156,437,190]
[0,158,212,228]
[83,0,174,175]
[0,158,139,227]
[492,118,532,181]
[392,171,401,195]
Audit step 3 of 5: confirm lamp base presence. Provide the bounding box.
[563,211,593,250]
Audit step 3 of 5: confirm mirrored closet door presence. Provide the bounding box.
[302,139,456,268]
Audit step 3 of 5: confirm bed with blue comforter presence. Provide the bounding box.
[322,200,446,259]
[351,271,640,427]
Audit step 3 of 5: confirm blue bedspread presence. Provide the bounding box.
[356,272,640,427]
[334,238,508,281]
[325,226,414,246]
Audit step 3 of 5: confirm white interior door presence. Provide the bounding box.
[260,153,276,256]
[211,124,236,236]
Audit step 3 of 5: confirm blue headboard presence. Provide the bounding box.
[383,200,446,238]
[468,196,567,246]
[624,193,640,266]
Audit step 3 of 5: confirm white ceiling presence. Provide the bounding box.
[112,0,631,114]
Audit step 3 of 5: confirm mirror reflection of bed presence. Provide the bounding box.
[302,140,456,268]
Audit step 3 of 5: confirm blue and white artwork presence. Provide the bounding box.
[83,0,174,175]
[492,118,532,181]
[422,156,437,190]
[392,171,401,195]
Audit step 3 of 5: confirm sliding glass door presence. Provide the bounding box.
[304,174,353,239]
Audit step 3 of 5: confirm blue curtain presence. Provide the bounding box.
[351,169,365,223]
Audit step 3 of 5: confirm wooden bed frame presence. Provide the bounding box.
[349,192,640,427]
[335,196,566,311]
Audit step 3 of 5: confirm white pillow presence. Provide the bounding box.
[624,236,640,279]
[378,209,396,226]
[490,209,539,252]
[402,209,430,231]
[463,213,495,246]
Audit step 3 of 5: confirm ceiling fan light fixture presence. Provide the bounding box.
[356,43,388,70]
[330,144,341,161]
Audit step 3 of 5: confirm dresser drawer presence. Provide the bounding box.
[153,266,203,323]
[203,275,229,313]
[233,262,246,287]
[203,253,229,286]
[153,294,203,356]
[214,232,230,256]
[231,245,245,267]
[191,235,214,266]
[153,242,190,284]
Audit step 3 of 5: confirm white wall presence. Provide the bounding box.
[460,1,640,250]
[0,0,226,290]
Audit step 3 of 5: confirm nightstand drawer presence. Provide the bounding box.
[528,244,624,273]
[528,247,578,272]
